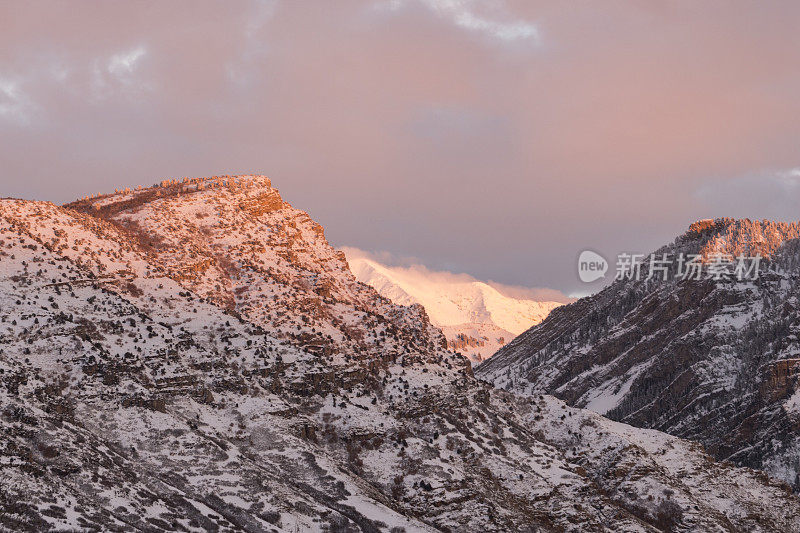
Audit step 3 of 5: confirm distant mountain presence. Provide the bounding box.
[2,181,799,532]
[347,254,563,362]
[477,218,800,490]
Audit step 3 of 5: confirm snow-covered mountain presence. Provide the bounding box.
[478,218,800,491]
[2,180,799,531]
[347,254,563,362]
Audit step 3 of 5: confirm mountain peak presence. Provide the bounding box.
[64,174,278,218]
[346,252,563,363]
[679,217,800,259]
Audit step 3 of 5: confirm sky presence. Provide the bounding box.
[1,1,799,297]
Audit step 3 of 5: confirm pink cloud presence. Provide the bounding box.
[0,1,798,294]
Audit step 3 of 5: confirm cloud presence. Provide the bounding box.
[777,168,800,188]
[0,76,38,125]
[92,45,150,98]
[486,281,574,304]
[341,246,424,269]
[108,46,147,78]
[376,0,539,43]
[420,0,539,42]
[0,1,799,295]
[342,247,572,303]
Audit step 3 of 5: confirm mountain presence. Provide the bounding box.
[347,254,562,363]
[477,218,800,490]
[2,181,799,531]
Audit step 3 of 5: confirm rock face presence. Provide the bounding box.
[66,175,449,365]
[447,332,489,351]
[477,218,800,489]
[2,186,800,531]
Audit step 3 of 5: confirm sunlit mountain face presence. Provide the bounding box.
[345,251,565,363]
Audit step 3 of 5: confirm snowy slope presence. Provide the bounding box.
[1,182,799,531]
[347,254,562,362]
[477,217,800,491]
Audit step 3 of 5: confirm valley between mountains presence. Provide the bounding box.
[1,175,799,532]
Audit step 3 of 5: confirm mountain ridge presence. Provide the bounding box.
[477,216,800,489]
[2,180,799,531]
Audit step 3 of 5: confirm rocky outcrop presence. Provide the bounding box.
[238,190,284,217]
[763,359,800,402]
[448,333,486,351]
